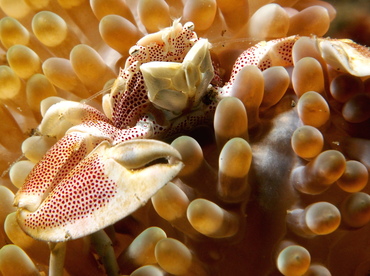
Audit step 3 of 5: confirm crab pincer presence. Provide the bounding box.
[14,139,183,242]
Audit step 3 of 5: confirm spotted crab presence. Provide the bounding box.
[14,20,370,243]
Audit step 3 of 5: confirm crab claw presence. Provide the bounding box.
[317,38,370,77]
[15,139,183,242]
[14,103,115,214]
[39,100,111,139]
[14,131,112,213]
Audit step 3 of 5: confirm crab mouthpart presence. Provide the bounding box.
[140,39,214,114]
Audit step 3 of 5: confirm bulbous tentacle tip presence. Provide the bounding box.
[15,139,183,242]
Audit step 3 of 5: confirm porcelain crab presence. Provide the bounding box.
[14,19,370,243]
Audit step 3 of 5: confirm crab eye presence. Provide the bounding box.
[184,22,195,31]
[129,45,141,56]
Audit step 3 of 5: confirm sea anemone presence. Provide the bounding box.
[0,0,369,276]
